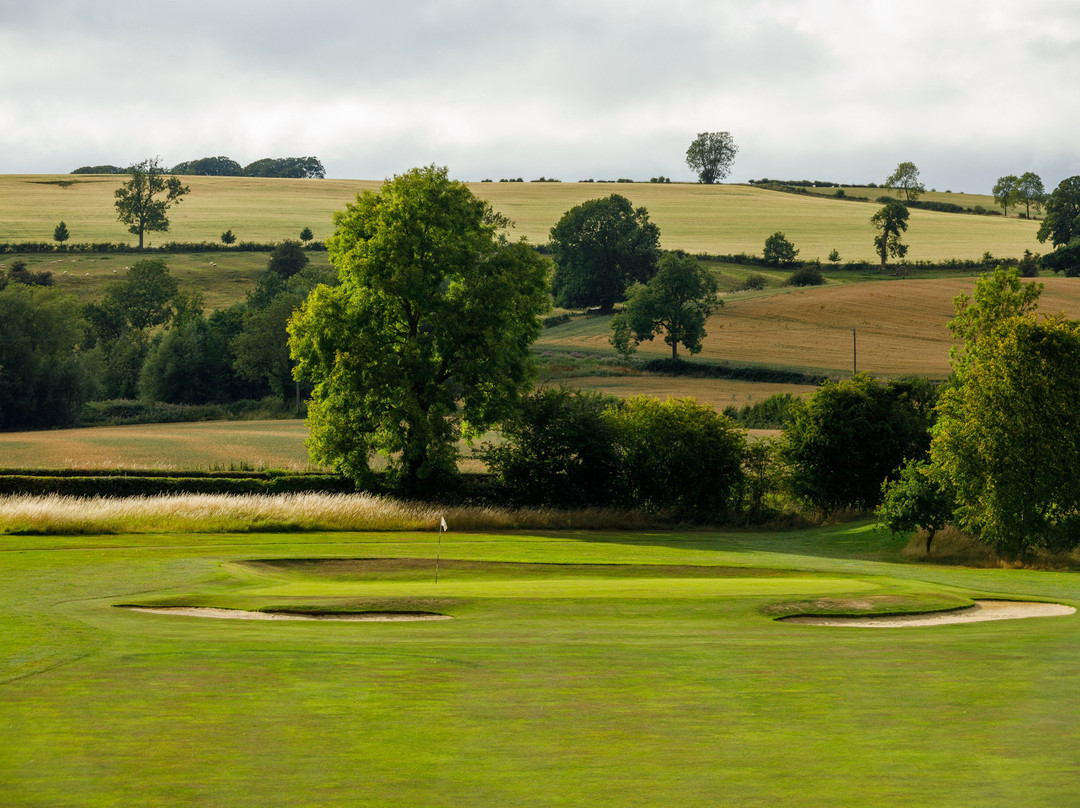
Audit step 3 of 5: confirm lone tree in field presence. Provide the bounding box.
[611,252,720,360]
[885,161,925,202]
[114,157,190,249]
[685,132,738,184]
[992,175,1020,216]
[762,232,799,266]
[870,200,910,272]
[549,194,661,313]
[53,220,69,245]
[1016,171,1045,218]
[288,165,549,493]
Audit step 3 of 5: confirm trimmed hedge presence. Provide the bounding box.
[0,469,357,497]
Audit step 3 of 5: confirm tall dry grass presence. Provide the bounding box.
[0,493,657,535]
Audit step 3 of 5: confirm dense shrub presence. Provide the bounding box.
[484,389,622,508]
[785,266,825,286]
[607,397,746,520]
[735,273,768,291]
[723,392,800,429]
[782,374,936,512]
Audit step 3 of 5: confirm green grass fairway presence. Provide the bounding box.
[2,522,1079,806]
[0,175,1043,261]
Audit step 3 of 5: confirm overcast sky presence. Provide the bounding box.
[2,0,1078,192]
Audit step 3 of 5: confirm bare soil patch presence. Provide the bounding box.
[781,599,1075,627]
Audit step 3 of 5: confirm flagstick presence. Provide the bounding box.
[435,517,444,584]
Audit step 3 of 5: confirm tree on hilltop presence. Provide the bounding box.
[114,158,190,250]
[885,161,925,202]
[993,175,1020,216]
[870,200,910,272]
[686,132,738,184]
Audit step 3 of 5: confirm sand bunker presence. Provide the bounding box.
[122,606,451,622]
[782,600,1075,627]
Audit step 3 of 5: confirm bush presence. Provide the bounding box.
[785,266,824,286]
[723,393,800,429]
[782,374,936,512]
[484,389,622,508]
[736,273,768,291]
[607,397,746,520]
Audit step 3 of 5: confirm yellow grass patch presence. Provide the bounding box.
[0,175,1043,261]
[541,277,1080,378]
[0,492,653,534]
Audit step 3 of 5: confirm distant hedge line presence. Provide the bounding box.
[0,470,356,497]
[0,241,327,255]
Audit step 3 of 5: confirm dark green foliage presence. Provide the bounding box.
[735,273,768,291]
[877,459,954,554]
[299,227,314,242]
[138,316,234,404]
[266,240,309,280]
[607,397,746,520]
[611,253,720,360]
[53,221,70,244]
[782,374,936,512]
[827,249,841,263]
[70,165,124,174]
[549,194,661,313]
[1017,249,1040,277]
[1040,241,1080,276]
[762,232,799,266]
[220,229,236,244]
[170,156,244,176]
[870,200,909,271]
[1016,171,1045,219]
[242,157,325,179]
[1036,175,1080,247]
[484,389,622,508]
[0,470,355,497]
[685,131,738,184]
[723,393,800,429]
[785,266,824,286]
[0,284,97,429]
[2,259,53,288]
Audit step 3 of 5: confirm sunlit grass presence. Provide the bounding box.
[0,492,656,535]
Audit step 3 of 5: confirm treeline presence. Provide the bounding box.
[0,240,327,255]
[71,156,326,179]
[0,242,332,431]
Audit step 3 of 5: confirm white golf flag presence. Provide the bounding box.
[440,516,448,531]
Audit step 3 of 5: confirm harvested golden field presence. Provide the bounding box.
[0,175,1043,261]
[0,420,316,470]
[541,375,817,410]
[540,276,1080,378]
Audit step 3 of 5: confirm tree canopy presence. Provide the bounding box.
[1016,171,1045,218]
[549,194,660,313]
[870,200,910,272]
[685,132,738,184]
[1037,175,1080,248]
[288,165,549,492]
[114,158,190,249]
[992,175,1020,216]
[885,161,925,201]
[762,232,799,266]
[611,253,720,360]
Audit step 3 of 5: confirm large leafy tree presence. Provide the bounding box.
[1036,175,1080,248]
[611,253,720,360]
[685,132,738,184]
[870,200,910,272]
[549,194,660,313]
[114,158,190,249]
[885,161,925,202]
[931,313,1080,559]
[288,165,549,492]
